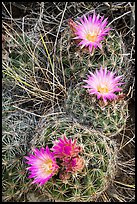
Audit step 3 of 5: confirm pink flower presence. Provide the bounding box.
[72,12,111,52]
[83,67,124,103]
[25,147,59,185]
[63,156,85,173]
[51,135,82,159]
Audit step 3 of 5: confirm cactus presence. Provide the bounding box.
[30,116,117,202]
[2,107,38,202]
[58,27,130,89]
[65,82,129,137]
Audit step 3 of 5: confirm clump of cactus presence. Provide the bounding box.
[65,82,128,137]
[58,20,130,87]
[29,117,117,202]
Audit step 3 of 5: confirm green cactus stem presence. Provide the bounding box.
[65,83,129,137]
[30,117,117,202]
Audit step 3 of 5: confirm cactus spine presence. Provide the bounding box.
[65,82,128,137]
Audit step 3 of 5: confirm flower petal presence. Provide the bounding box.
[83,67,123,102]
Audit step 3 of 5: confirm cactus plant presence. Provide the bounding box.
[58,22,130,89]
[65,82,129,137]
[29,116,117,202]
[2,106,38,202]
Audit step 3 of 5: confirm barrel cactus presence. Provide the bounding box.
[57,13,130,88]
[29,116,117,202]
[65,81,128,137]
[2,109,38,202]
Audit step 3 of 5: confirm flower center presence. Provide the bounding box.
[97,84,109,94]
[41,159,53,174]
[86,31,98,42]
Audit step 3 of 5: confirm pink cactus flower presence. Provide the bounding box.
[64,156,85,173]
[25,146,59,185]
[72,12,111,52]
[51,135,82,159]
[83,67,124,103]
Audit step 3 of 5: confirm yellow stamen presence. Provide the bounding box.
[86,30,98,42]
[97,84,109,94]
[41,159,53,174]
